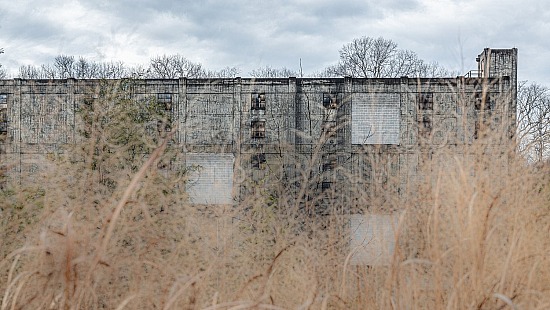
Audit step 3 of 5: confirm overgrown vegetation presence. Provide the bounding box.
[0,77,549,309]
[1,39,550,308]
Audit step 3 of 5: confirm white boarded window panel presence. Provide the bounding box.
[186,153,234,204]
[352,93,400,144]
[349,214,399,265]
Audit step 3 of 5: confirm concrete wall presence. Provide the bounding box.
[0,49,518,204]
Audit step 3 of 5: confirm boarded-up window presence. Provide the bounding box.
[349,214,399,265]
[186,153,234,204]
[351,94,400,144]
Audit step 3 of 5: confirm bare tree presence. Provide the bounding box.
[18,56,131,79]
[327,36,449,78]
[517,81,550,162]
[148,55,206,78]
[54,55,75,79]
[16,54,235,80]
[18,65,43,79]
[40,64,57,79]
[249,65,298,78]
[207,66,240,78]
[96,61,128,79]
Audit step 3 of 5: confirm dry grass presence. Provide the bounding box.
[1,97,550,309]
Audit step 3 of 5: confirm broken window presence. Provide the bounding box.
[157,93,172,110]
[251,93,266,111]
[251,153,266,169]
[251,119,266,138]
[417,93,433,110]
[323,93,338,109]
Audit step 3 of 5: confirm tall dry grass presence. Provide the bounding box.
[1,86,550,309]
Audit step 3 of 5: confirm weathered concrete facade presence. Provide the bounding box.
[0,48,517,207]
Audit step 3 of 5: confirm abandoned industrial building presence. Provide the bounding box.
[0,48,517,264]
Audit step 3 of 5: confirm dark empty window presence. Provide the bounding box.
[419,115,432,137]
[322,157,337,172]
[0,94,7,106]
[251,93,266,110]
[0,108,7,134]
[251,119,266,138]
[323,93,338,109]
[321,181,332,191]
[475,92,492,110]
[157,120,171,133]
[158,93,172,110]
[251,153,266,169]
[418,93,433,110]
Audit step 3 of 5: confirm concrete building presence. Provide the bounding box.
[0,47,517,264]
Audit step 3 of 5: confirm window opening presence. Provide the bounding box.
[417,93,433,110]
[0,94,7,108]
[251,93,266,111]
[251,153,266,169]
[419,115,432,137]
[323,93,338,109]
[158,93,172,110]
[251,119,266,138]
[321,181,332,191]
[475,92,492,110]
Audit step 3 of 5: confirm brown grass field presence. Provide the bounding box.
[1,94,549,309]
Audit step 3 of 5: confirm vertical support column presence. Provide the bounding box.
[288,77,296,147]
[343,76,353,154]
[233,77,242,155]
[67,78,76,144]
[286,77,297,195]
[233,77,242,202]
[13,78,22,182]
[342,76,353,211]
[399,76,411,147]
[178,77,187,149]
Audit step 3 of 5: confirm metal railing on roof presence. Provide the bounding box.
[464,70,482,78]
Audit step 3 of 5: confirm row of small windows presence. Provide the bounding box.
[418,92,494,111]
[253,91,492,112]
[252,93,340,111]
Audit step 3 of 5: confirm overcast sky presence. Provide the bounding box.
[1,0,549,85]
